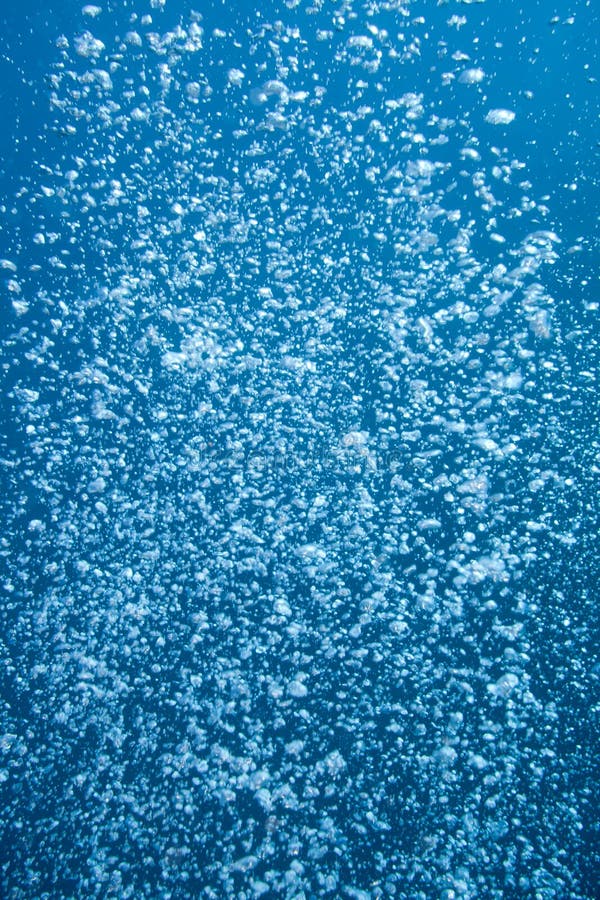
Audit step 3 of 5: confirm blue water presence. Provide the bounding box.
[1,1,598,898]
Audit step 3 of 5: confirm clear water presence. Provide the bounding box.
[0,1,598,897]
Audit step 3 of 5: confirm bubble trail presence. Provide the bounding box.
[1,1,598,898]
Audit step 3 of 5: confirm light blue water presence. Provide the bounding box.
[1,1,598,898]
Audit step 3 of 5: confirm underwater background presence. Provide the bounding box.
[1,0,599,897]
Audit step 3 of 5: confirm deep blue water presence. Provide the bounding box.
[1,1,599,898]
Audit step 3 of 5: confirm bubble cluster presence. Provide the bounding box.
[1,1,598,898]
